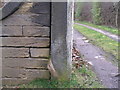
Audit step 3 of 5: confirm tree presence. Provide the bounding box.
[116,2,120,30]
[91,2,102,25]
[75,2,83,20]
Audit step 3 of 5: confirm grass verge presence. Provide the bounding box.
[74,24,119,64]
[19,65,104,88]
[75,21,119,36]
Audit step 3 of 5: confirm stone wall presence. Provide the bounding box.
[2,2,50,85]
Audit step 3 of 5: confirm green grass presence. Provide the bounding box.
[19,65,104,88]
[74,24,119,63]
[73,66,104,88]
[75,21,119,36]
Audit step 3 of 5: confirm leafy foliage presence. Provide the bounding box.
[91,2,102,25]
[75,2,83,20]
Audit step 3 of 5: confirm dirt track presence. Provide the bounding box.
[73,30,119,88]
[75,23,120,42]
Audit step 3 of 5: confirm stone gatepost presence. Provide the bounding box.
[51,1,74,80]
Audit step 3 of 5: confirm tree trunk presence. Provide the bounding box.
[117,2,120,30]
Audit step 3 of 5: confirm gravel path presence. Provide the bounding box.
[73,30,119,88]
[75,23,120,42]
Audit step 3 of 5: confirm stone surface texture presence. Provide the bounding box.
[51,1,73,80]
[1,1,73,85]
[1,2,50,85]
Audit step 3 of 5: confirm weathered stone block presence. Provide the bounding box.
[2,15,39,26]
[26,69,50,80]
[3,14,50,26]
[2,78,31,86]
[30,48,49,58]
[14,2,33,15]
[3,58,48,68]
[2,68,50,79]
[2,37,50,47]
[1,26,22,36]
[1,48,29,58]
[23,26,50,37]
[30,2,50,14]
[31,14,50,26]
[2,68,25,78]
[1,2,24,20]
[2,70,50,85]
